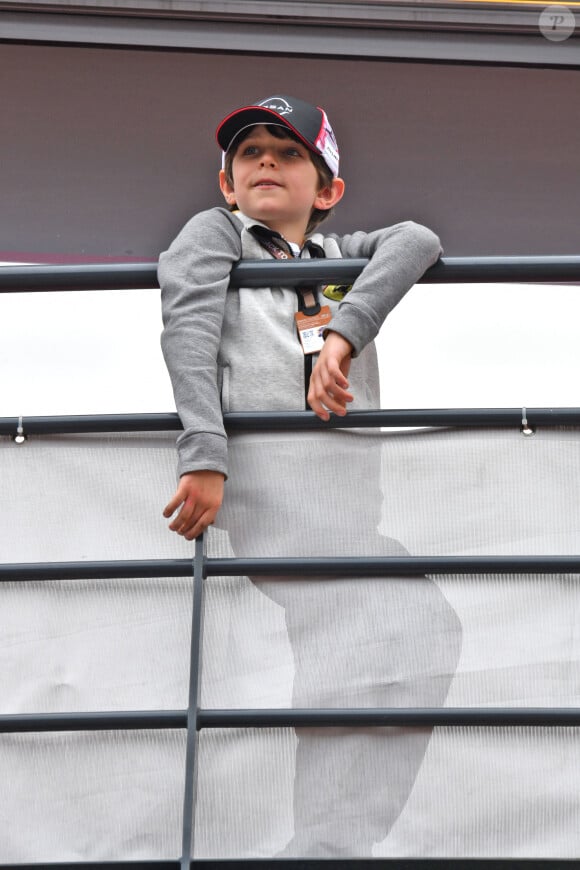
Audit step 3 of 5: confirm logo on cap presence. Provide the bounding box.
[258,97,293,116]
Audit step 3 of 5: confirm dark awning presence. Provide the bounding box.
[1,2,578,261]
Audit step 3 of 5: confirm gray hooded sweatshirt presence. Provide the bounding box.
[159,207,442,478]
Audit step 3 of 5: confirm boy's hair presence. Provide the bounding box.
[223,125,336,237]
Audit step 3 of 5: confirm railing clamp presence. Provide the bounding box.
[521,407,535,436]
[12,415,27,444]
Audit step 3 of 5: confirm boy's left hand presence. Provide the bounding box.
[163,470,225,541]
[308,331,354,421]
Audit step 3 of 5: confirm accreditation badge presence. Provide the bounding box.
[294,306,332,355]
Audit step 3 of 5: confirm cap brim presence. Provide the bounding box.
[216,105,314,155]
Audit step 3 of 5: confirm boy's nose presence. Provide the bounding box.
[260,152,277,167]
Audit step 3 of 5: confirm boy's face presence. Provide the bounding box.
[219,125,343,244]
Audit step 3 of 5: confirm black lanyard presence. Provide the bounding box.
[248,225,324,314]
[248,225,326,406]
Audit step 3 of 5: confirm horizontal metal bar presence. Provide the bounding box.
[205,556,580,577]
[1,256,580,292]
[0,707,580,734]
[3,862,580,870]
[3,556,580,583]
[2,407,580,437]
[231,256,580,287]
[190,863,578,869]
[188,863,580,870]
[3,706,580,735]
[0,863,179,870]
[0,412,182,436]
[198,707,580,729]
[0,710,186,733]
[0,559,193,581]
[0,262,159,291]
[224,407,580,431]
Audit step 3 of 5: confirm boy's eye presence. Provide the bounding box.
[238,142,303,159]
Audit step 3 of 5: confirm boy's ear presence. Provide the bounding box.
[219,170,236,206]
[314,177,345,212]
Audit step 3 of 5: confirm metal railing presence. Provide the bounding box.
[1,256,580,868]
[1,254,580,291]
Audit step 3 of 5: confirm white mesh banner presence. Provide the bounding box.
[1,426,580,861]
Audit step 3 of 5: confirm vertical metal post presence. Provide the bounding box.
[180,534,205,870]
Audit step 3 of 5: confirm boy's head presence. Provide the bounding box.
[216,96,344,239]
[217,95,340,178]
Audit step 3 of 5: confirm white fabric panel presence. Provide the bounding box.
[1,427,580,860]
[0,730,185,861]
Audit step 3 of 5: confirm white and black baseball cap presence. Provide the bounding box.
[216,95,340,178]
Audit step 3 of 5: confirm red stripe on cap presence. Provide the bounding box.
[216,106,319,157]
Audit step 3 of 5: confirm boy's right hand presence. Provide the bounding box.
[163,470,225,541]
[308,331,354,421]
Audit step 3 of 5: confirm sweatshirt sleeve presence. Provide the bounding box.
[158,208,242,478]
[328,221,442,356]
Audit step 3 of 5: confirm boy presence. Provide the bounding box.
[159,96,461,856]
[160,95,442,539]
